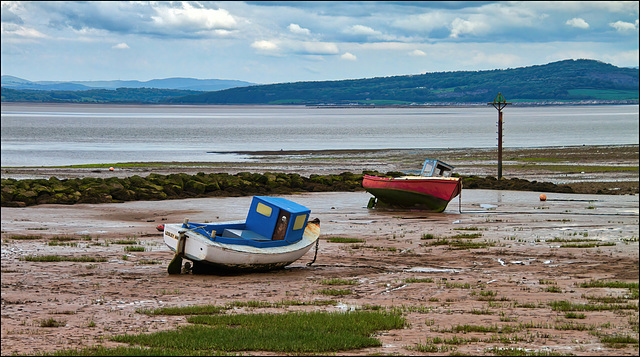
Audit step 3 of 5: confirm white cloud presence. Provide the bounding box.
[566,18,590,29]
[449,17,490,38]
[1,23,47,41]
[251,40,279,51]
[288,23,310,36]
[609,20,639,32]
[346,25,380,36]
[409,49,426,56]
[112,42,130,50]
[150,2,237,31]
[300,41,339,55]
[341,52,357,61]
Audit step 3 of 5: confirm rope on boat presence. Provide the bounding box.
[306,218,321,267]
[307,237,320,267]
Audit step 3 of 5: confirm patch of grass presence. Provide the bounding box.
[326,237,365,243]
[425,238,495,250]
[544,286,563,293]
[20,255,106,262]
[320,278,358,285]
[506,164,639,173]
[546,238,595,243]
[564,312,586,319]
[7,235,43,240]
[40,318,66,328]
[112,311,406,353]
[111,239,138,245]
[451,232,483,239]
[124,246,145,252]
[559,242,616,248]
[47,242,78,247]
[600,334,639,348]
[549,300,638,312]
[579,280,638,289]
[554,321,594,331]
[404,278,434,283]
[444,323,520,334]
[49,235,78,242]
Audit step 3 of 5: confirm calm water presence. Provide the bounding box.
[1,103,638,167]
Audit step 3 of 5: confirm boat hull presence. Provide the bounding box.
[363,175,461,212]
[163,220,320,272]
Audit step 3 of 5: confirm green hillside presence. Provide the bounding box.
[1,87,199,104]
[2,59,637,105]
[167,59,638,105]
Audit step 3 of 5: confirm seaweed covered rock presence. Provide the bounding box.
[1,171,578,207]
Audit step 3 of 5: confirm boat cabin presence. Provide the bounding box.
[420,159,454,177]
[183,196,311,248]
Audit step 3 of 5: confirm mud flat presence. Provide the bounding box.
[1,190,638,356]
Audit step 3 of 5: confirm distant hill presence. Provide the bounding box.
[0,75,255,91]
[2,59,638,105]
[166,59,638,105]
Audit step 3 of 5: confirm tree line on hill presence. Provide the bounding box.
[1,59,637,105]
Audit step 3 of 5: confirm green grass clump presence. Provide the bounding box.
[40,318,66,327]
[326,237,365,243]
[599,334,639,348]
[112,311,406,353]
[451,232,483,239]
[320,278,358,285]
[579,280,639,289]
[124,246,145,252]
[20,255,106,262]
[425,238,495,250]
[404,278,434,283]
[7,235,43,240]
[316,288,352,296]
[549,300,638,312]
[111,239,138,245]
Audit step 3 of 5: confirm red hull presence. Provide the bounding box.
[363,175,461,212]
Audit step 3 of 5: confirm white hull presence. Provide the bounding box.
[163,220,320,271]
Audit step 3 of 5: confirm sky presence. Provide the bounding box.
[1,1,638,85]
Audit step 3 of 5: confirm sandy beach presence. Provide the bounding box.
[1,145,638,356]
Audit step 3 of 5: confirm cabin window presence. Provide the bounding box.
[256,202,272,217]
[293,214,307,230]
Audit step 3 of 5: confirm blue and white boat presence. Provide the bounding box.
[164,196,320,273]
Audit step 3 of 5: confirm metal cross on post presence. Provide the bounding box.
[488,93,511,179]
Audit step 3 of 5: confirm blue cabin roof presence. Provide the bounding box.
[253,196,310,214]
[182,196,312,248]
[420,159,454,177]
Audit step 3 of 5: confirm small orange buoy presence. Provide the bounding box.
[156,224,164,232]
[109,167,115,171]
[539,194,547,201]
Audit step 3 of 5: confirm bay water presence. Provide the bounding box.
[1,103,638,167]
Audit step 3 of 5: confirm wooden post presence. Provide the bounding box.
[488,93,511,179]
[498,109,503,179]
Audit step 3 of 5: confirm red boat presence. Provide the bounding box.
[363,159,461,212]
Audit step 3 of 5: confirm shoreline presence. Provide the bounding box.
[2,144,638,195]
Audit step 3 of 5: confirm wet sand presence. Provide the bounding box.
[2,144,639,355]
[2,189,638,356]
